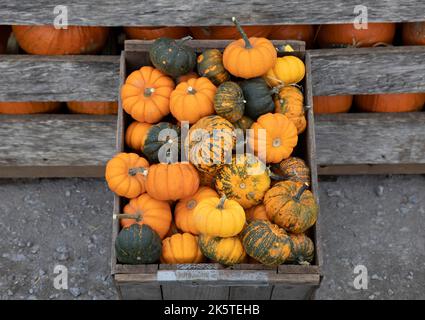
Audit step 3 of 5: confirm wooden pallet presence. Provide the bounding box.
[111,40,321,300]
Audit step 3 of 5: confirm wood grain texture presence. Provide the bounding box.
[315,112,425,166]
[271,284,317,300]
[115,282,162,300]
[310,46,425,96]
[318,164,425,175]
[0,55,119,101]
[161,285,229,300]
[229,286,273,300]
[0,114,116,177]
[1,0,425,25]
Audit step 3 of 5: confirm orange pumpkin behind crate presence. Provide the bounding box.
[269,25,315,48]
[316,23,396,48]
[0,102,61,114]
[12,25,109,55]
[190,25,272,39]
[67,101,118,115]
[354,93,425,113]
[402,22,425,45]
[313,95,353,114]
[124,26,191,40]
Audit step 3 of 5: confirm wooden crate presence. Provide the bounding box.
[111,39,322,300]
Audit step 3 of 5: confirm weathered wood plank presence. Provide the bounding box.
[0,55,119,101]
[1,46,424,101]
[115,282,162,300]
[271,285,317,300]
[309,46,425,96]
[0,114,116,177]
[1,0,425,26]
[318,164,425,175]
[161,285,229,300]
[229,286,273,300]
[115,271,320,285]
[315,113,425,167]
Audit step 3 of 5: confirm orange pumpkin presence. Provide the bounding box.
[124,26,190,40]
[105,153,149,198]
[354,93,425,113]
[174,186,218,235]
[0,102,61,114]
[223,18,277,79]
[12,25,109,55]
[67,101,118,115]
[249,113,298,164]
[245,204,269,223]
[145,162,200,201]
[176,72,199,84]
[313,95,353,114]
[0,25,11,54]
[402,22,425,45]
[125,121,153,151]
[161,233,205,263]
[264,182,318,234]
[170,77,216,124]
[121,66,175,123]
[274,86,306,134]
[189,26,272,40]
[269,25,315,48]
[316,23,396,48]
[119,193,172,239]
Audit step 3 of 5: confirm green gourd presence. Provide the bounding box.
[240,77,275,119]
[143,122,181,163]
[149,37,197,77]
[115,224,162,264]
[214,81,245,122]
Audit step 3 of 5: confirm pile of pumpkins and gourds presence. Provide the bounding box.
[105,18,318,267]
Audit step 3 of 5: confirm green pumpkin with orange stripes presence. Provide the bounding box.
[198,235,246,266]
[197,49,230,86]
[215,153,270,209]
[241,220,292,266]
[187,115,235,174]
[286,233,315,265]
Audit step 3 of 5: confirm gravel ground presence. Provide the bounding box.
[0,175,424,300]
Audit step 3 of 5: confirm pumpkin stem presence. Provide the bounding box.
[270,83,286,95]
[178,36,193,45]
[217,195,227,209]
[298,259,311,265]
[128,167,148,176]
[115,213,143,222]
[187,86,197,94]
[294,183,309,202]
[232,17,252,49]
[144,87,155,97]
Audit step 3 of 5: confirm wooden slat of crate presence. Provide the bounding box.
[0,55,119,101]
[1,0,425,26]
[315,112,425,175]
[309,46,425,96]
[0,114,116,177]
